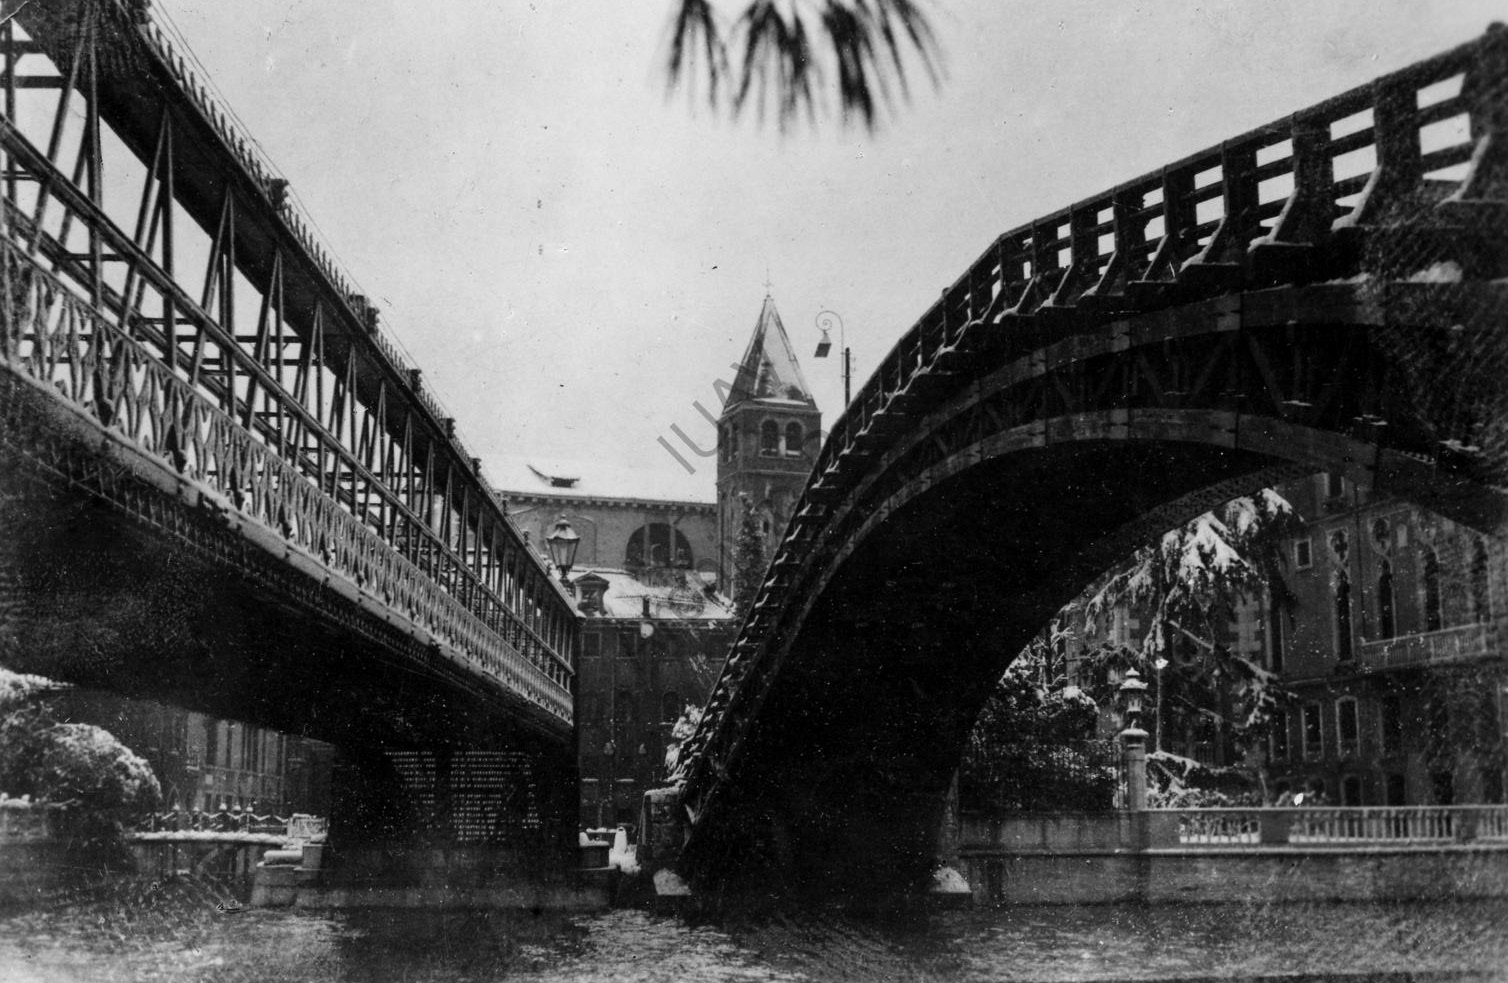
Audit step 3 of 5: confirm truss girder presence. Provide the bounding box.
[0,2,574,730]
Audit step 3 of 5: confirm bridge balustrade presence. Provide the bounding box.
[1155,805,1508,847]
[0,237,571,724]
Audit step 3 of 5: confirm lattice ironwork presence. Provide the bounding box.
[0,1,575,728]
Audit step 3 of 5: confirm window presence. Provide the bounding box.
[1381,693,1403,755]
[1377,558,1395,640]
[1294,538,1312,569]
[1431,770,1455,806]
[1427,697,1450,751]
[1302,703,1324,760]
[625,523,693,569]
[1471,538,1490,624]
[1484,765,1505,805]
[784,421,805,457]
[1269,710,1290,761]
[1480,690,1501,750]
[1336,698,1359,757]
[1267,601,1285,674]
[760,420,780,456]
[1421,547,1443,631]
[1325,472,1345,499]
[613,688,634,742]
[1334,571,1353,662]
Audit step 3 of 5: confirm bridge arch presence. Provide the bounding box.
[680,282,1506,896]
[675,25,1508,896]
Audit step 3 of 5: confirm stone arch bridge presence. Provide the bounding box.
[672,27,1508,896]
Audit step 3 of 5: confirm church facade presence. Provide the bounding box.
[489,292,825,826]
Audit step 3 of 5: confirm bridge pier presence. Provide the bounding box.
[302,741,592,908]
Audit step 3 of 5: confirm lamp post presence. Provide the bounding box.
[545,515,580,589]
[1119,668,1150,812]
[814,310,852,407]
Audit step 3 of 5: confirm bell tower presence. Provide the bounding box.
[716,293,822,586]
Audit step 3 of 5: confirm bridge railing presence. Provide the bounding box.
[1153,805,1508,848]
[0,237,573,725]
[958,806,1508,853]
[117,2,450,428]
[812,27,1494,500]
[677,26,1506,797]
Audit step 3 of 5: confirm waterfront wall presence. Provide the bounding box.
[959,807,1508,905]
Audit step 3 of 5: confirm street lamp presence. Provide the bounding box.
[545,515,580,587]
[1119,668,1148,732]
[814,310,852,407]
[1118,668,1150,812]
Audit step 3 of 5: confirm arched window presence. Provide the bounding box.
[1422,547,1443,632]
[614,688,634,742]
[760,420,779,455]
[1334,571,1353,662]
[1377,558,1395,639]
[1266,598,1285,673]
[625,523,694,569]
[661,690,681,724]
[1471,538,1490,624]
[784,421,804,457]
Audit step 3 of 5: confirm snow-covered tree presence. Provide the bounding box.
[959,666,1116,813]
[1075,490,1300,761]
[966,491,1301,810]
[662,704,705,784]
[0,668,160,850]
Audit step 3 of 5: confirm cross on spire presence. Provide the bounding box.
[763,266,773,297]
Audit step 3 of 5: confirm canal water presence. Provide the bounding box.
[2,880,1507,982]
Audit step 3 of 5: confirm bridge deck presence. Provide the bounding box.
[0,0,575,743]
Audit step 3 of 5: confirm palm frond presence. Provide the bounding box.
[666,0,943,131]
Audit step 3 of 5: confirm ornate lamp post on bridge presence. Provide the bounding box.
[545,515,580,590]
[814,310,853,407]
[1119,669,1150,812]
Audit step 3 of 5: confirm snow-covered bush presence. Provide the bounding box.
[662,703,704,783]
[0,669,159,849]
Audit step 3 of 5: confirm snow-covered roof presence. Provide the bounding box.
[490,456,714,506]
[572,566,737,622]
[728,295,817,409]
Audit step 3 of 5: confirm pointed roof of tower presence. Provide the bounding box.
[726,295,816,410]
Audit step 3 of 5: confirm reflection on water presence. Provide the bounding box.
[1,880,1507,982]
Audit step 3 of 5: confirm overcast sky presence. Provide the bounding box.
[153,0,1500,492]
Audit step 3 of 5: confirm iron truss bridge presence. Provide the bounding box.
[0,0,574,745]
[673,27,1508,891]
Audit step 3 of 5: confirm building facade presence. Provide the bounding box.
[494,294,826,827]
[1261,474,1506,806]
[490,458,740,827]
[51,690,334,816]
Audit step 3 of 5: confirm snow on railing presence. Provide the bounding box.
[1155,805,1508,847]
[131,807,327,841]
[112,2,460,434]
